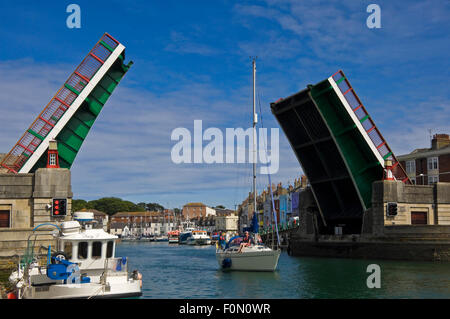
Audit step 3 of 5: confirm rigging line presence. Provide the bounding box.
[257,92,281,247]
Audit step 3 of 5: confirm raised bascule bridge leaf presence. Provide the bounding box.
[271,70,410,234]
[0,33,132,174]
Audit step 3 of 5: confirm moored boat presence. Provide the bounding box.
[179,227,195,245]
[186,230,211,245]
[9,212,142,299]
[168,230,180,244]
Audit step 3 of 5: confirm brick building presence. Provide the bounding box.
[398,134,450,185]
[182,203,216,219]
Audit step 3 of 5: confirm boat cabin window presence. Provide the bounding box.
[78,242,88,259]
[63,241,72,259]
[107,241,114,258]
[92,241,102,259]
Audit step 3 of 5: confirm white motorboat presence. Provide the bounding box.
[186,230,211,245]
[9,212,142,299]
[216,235,281,271]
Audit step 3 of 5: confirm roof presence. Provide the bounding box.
[183,202,206,207]
[398,145,450,161]
[79,208,107,216]
[113,211,162,217]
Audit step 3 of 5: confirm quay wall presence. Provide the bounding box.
[288,181,450,262]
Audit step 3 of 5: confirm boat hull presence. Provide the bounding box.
[216,249,281,271]
[187,238,211,245]
[19,279,142,299]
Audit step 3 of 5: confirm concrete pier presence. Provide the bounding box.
[288,181,450,261]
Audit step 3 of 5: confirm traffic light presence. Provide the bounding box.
[52,198,67,217]
[386,202,398,217]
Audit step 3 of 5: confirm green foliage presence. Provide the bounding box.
[146,203,165,212]
[72,197,146,216]
[71,198,171,216]
[72,199,88,212]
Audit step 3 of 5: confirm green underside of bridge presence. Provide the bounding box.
[30,54,131,172]
[309,80,383,209]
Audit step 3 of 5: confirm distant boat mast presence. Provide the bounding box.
[252,58,257,226]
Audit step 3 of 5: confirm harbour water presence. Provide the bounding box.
[117,242,450,299]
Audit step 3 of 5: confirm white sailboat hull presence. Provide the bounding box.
[216,247,281,271]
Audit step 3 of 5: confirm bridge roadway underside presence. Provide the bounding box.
[271,85,381,234]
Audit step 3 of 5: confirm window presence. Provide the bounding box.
[428,175,439,184]
[63,242,73,259]
[106,241,114,258]
[0,210,10,228]
[49,153,56,166]
[78,242,88,259]
[92,241,102,259]
[427,157,438,170]
[405,160,416,174]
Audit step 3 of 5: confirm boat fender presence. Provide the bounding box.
[222,258,232,269]
[6,292,17,299]
[51,251,68,264]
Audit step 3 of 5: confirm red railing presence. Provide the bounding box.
[331,70,411,184]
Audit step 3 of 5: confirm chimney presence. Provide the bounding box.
[300,175,307,188]
[432,134,450,150]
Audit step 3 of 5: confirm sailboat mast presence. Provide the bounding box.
[252,58,257,226]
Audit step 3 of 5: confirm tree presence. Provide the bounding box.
[215,205,226,209]
[146,203,165,212]
[72,199,88,212]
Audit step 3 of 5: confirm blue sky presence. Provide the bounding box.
[0,0,449,209]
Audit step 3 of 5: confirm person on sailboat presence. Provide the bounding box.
[238,231,252,253]
[219,232,227,250]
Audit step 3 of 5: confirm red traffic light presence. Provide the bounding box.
[52,198,67,217]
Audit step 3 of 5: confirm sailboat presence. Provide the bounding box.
[215,59,281,271]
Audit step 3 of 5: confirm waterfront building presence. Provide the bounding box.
[398,133,450,185]
[182,203,216,219]
[110,211,177,236]
[238,176,308,232]
[215,214,238,235]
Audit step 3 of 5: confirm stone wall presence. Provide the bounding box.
[0,168,72,258]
